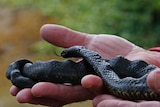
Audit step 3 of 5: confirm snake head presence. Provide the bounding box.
[61,46,87,58]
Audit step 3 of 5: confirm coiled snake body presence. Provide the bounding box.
[6,46,160,100]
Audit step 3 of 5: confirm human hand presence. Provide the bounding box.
[10,24,160,106]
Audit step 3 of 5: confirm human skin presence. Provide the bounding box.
[10,24,160,107]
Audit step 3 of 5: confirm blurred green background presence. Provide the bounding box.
[0,0,160,107]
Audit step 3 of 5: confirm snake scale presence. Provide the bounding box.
[6,46,160,101]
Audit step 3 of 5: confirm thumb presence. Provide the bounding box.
[81,75,104,93]
[40,24,91,48]
[147,68,160,91]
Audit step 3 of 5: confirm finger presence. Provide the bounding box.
[147,68,160,91]
[10,85,21,96]
[16,88,65,107]
[31,82,94,102]
[137,101,160,107]
[16,88,33,103]
[81,75,104,93]
[93,94,160,107]
[95,99,160,107]
[28,97,66,107]
[93,94,118,106]
[40,24,92,48]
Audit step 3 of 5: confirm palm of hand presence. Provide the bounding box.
[85,34,160,66]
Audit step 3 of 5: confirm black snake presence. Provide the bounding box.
[6,46,160,100]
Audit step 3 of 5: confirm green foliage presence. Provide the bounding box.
[111,0,160,48]
[30,41,63,56]
[1,0,160,48]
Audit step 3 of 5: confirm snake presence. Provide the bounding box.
[6,46,160,101]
